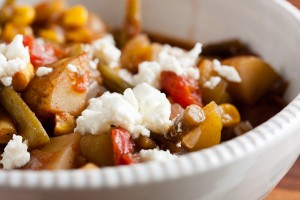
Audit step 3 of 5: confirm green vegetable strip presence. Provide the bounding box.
[0,85,50,149]
[98,65,132,94]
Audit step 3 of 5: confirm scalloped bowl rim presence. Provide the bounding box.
[0,0,300,190]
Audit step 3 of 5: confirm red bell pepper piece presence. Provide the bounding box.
[111,128,136,165]
[161,71,203,108]
[23,35,59,68]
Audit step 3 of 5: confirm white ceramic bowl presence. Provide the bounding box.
[0,0,300,200]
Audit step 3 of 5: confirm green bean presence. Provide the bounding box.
[0,85,49,149]
[98,65,132,93]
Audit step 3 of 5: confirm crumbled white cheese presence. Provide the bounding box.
[176,142,182,148]
[0,134,30,170]
[36,66,53,77]
[203,76,222,89]
[128,43,201,89]
[75,83,172,139]
[118,69,134,85]
[133,83,172,134]
[132,61,161,88]
[92,34,121,68]
[0,35,30,86]
[139,149,178,162]
[0,77,12,86]
[213,59,241,83]
[89,58,99,70]
[67,64,78,73]
[4,34,30,63]
[234,121,253,136]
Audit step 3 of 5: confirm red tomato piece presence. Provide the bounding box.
[161,71,203,108]
[111,128,136,165]
[23,35,58,67]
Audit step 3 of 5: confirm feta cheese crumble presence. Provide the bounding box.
[36,66,53,77]
[139,149,178,162]
[0,34,30,86]
[75,83,172,139]
[92,34,121,68]
[203,76,222,89]
[213,59,242,83]
[67,64,78,73]
[0,134,30,170]
[125,43,202,89]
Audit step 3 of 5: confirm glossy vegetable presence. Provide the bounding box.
[168,104,205,142]
[23,54,90,120]
[184,102,222,151]
[111,128,135,165]
[24,133,81,170]
[0,85,49,149]
[11,5,35,26]
[80,133,114,167]
[223,56,280,105]
[123,0,141,39]
[121,34,152,73]
[98,65,132,93]
[63,5,88,28]
[161,71,203,108]
[23,35,58,67]
[219,104,241,127]
[198,59,231,104]
[54,112,76,136]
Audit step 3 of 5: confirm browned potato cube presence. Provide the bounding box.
[23,133,81,170]
[222,56,280,105]
[23,54,90,120]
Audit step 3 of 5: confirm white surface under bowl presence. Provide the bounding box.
[0,0,300,200]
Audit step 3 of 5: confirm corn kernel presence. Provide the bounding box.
[54,113,76,136]
[2,22,33,42]
[66,28,92,43]
[219,103,241,127]
[63,5,88,28]
[39,29,65,44]
[11,6,36,26]
[13,63,34,92]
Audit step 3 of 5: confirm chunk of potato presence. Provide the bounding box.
[23,54,90,120]
[80,133,114,167]
[23,133,81,170]
[184,102,222,151]
[222,56,280,105]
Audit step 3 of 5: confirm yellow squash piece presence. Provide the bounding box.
[184,102,222,151]
[219,104,241,127]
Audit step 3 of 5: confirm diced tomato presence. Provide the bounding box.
[161,71,203,108]
[23,35,59,67]
[111,128,136,165]
[73,73,90,93]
